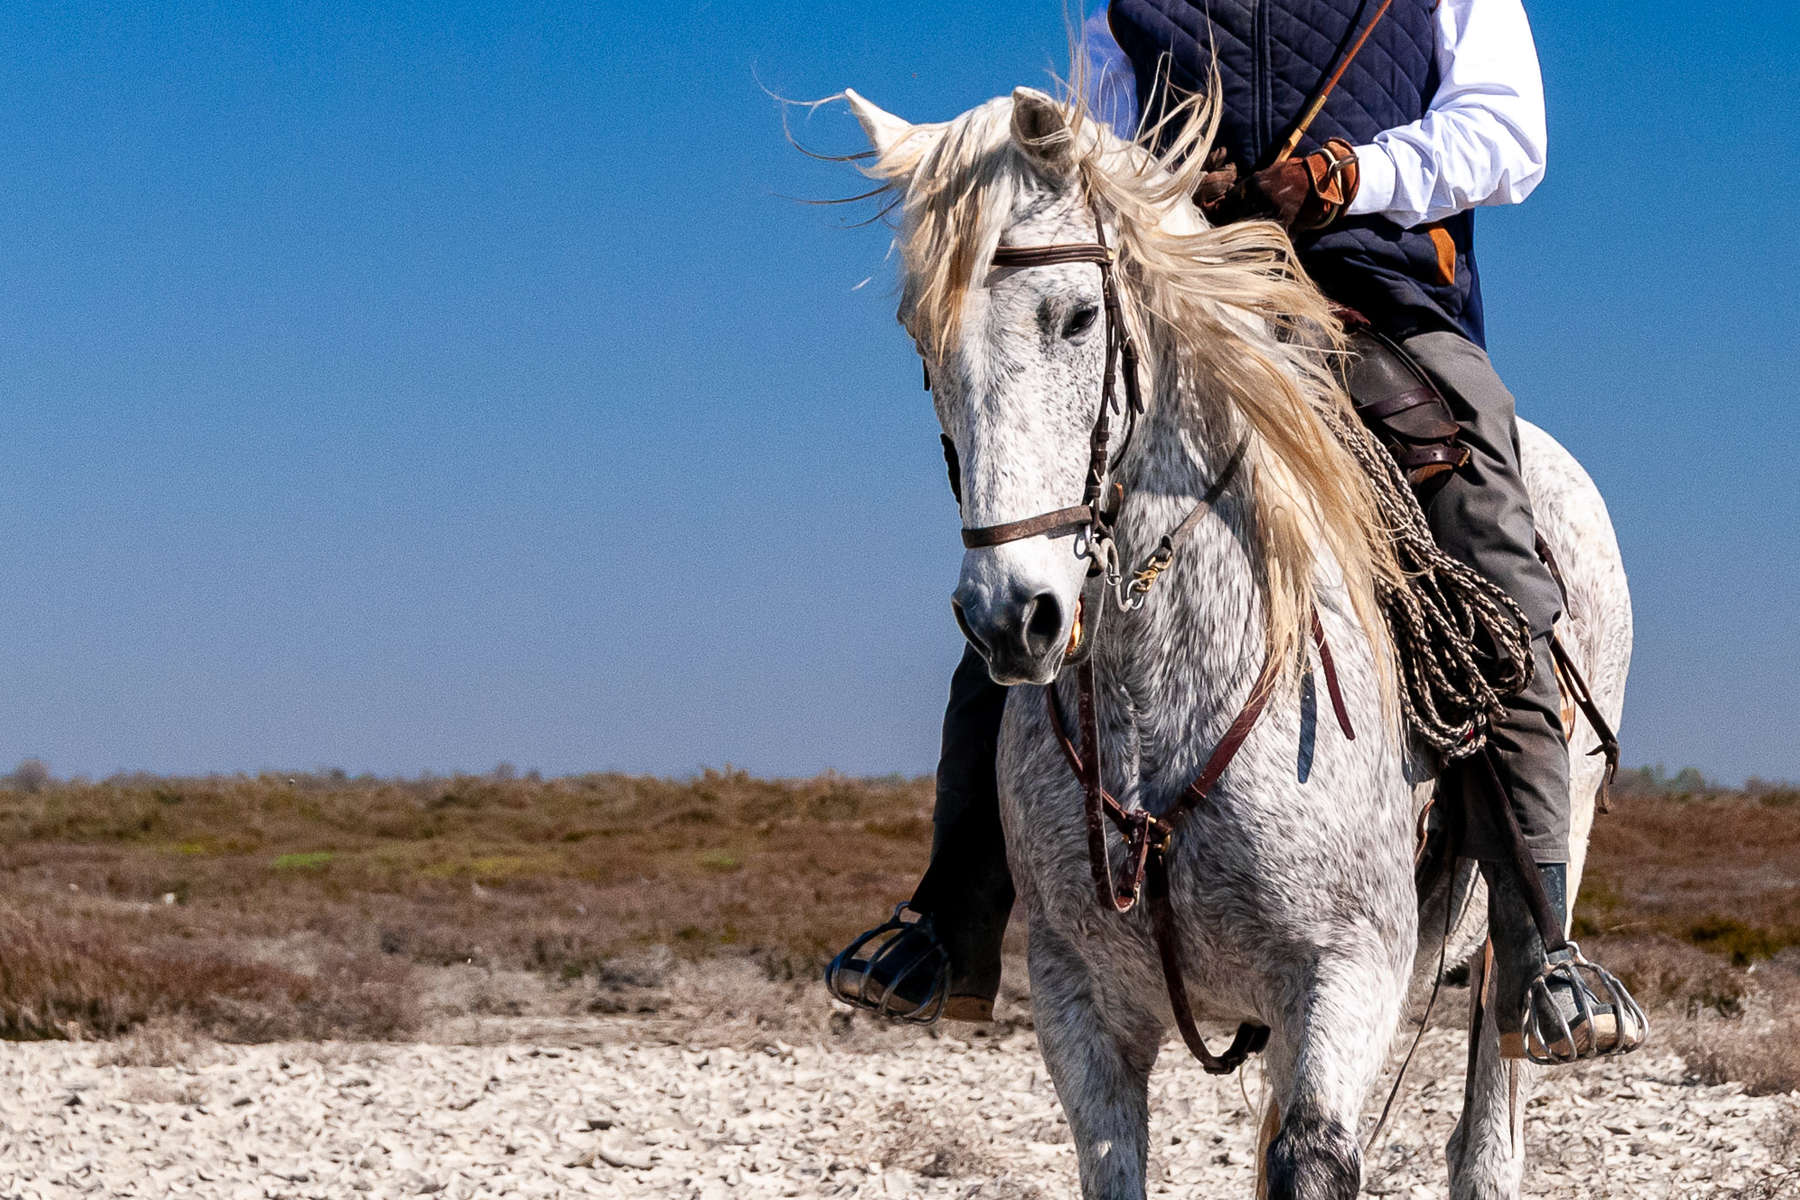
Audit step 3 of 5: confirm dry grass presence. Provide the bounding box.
[1,763,1795,1096]
[1578,769,1800,963]
[0,900,416,1042]
[0,768,935,1041]
[1577,772,1800,1097]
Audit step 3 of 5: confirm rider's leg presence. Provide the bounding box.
[825,646,1014,1021]
[908,646,1015,1016]
[1403,330,1643,1062]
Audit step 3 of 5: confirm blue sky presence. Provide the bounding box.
[0,2,1794,782]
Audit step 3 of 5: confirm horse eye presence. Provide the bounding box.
[1061,304,1098,340]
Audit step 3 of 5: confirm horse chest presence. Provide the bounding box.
[999,690,1416,979]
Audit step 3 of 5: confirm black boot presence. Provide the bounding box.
[825,648,1014,1024]
[1482,859,1648,1064]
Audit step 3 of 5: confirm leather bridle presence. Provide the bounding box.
[931,195,1357,1076]
[959,219,1142,554]
[945,201,1250,645]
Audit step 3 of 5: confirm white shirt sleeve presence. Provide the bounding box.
[1347,0,1548,227]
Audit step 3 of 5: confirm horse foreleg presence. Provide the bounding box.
[1029,922,1158,1200]
[1446,942,1532,1200]
[1264,947,1412,1200]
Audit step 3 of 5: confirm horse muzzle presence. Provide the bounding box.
[952,579,1079,685]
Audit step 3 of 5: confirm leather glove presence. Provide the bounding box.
[1199,138,1361,232]
[1194,145,1239,212]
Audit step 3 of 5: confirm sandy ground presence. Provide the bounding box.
[0,966,1794,1200]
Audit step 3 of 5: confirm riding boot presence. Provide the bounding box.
[1481,859,1647,1063]
[826,647,1014,1023]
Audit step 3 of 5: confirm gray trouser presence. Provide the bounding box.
[1403,331,1570,863]
[912,329,1573,996]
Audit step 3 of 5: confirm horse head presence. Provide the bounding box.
[847,87,1135,685]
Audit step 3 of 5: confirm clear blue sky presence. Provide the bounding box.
[1,2,1794,782]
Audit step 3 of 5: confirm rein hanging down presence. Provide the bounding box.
[936,196,1359,1075]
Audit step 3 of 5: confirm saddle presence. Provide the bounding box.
[1336,315,1469,492]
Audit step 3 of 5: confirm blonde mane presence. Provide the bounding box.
[856,88,1405,690]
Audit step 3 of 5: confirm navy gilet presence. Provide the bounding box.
[1107,0,1485,345]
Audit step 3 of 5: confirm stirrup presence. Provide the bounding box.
[823,904,951,1025]
[1509,940,1650,1065]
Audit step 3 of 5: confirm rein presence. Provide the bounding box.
[1043,609,1352,1075]
[945,197,1358,1074]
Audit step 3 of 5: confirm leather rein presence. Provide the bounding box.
[947,199,1356,1074]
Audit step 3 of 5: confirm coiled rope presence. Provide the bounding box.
[1319,401,1534,759]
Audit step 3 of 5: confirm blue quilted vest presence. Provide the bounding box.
[1107,0,1485,345]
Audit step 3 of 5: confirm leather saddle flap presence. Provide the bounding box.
[1344,329,1461,444]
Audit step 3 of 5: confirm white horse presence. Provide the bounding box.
[836,85,1630,1200]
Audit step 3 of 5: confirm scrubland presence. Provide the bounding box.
[0,764,1794,1095]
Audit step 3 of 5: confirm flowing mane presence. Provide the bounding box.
[853,88,1406,684]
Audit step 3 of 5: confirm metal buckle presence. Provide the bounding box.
[823,904,950,1025]
[1129,540,1174,597]
[1519,940,1650,1065]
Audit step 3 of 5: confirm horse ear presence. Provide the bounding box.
[1011,87,1074,169]
[844,89,918,159]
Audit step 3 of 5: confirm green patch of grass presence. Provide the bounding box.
[270,851,334,872]
[1685,917,1795,966]
[695,849,742,873]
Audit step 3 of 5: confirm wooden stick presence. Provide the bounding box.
[1272,0,1396,163]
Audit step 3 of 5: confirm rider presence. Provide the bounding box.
[828,0,1642,1062]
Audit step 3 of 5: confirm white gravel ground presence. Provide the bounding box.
[1,987,1794,1200]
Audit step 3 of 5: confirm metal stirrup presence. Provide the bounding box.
[823,904,950,1025]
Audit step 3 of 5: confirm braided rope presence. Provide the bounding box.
[1319,401,1534,759]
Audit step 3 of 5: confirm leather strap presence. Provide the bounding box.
[962,504,1094,548]
[1311,610,1356,742]
[1533,534,1623,811]
[1476,744,1569,953]
[1075,661,1122,910]
[1148,854,1271,1073]
[1178,652,1281,810]
[1047,668,1168,912]
[1392,444,1469,473]
[991,242,1112,269]
[1357,387,1444,422]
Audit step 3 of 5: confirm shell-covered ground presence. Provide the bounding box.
[2,965,1794,1200]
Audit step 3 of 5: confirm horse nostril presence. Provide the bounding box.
[951,598,990,658]
[1022,591,1064,659]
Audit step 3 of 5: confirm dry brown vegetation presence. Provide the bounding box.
[1575,767,1800,1096]
[0,764,1794,1095]
[0,769,934,1042]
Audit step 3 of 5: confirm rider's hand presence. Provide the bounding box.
[1199,138,1361,232]
[1195,145,1239,213]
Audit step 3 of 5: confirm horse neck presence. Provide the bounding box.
[1092,378,1267,805]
